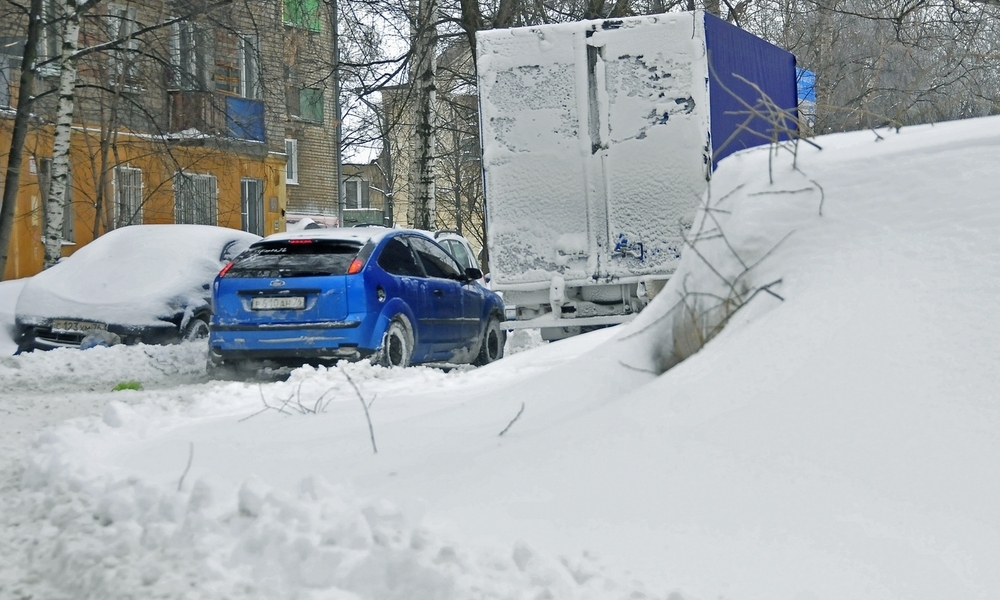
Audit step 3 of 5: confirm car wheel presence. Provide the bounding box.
[182,317,210,342]
[473,314,505,366]
[375,318,414,368]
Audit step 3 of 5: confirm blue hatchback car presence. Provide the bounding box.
[208,228,506,372]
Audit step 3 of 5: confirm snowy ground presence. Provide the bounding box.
[3,116,1000,599]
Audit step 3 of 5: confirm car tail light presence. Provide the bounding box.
[347,257,364,275]
[218,261,235,278]
[289,239,313,245]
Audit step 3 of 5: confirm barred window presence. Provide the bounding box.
[114,165,143,227]
[241,178,265,236]
[174,172,218,225]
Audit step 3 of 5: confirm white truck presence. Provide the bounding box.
[476,11,798,339]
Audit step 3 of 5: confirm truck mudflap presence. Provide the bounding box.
[501,313,636,330]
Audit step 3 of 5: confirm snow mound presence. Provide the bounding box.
[10,419,657,600]
[0,342,209,392]
[0,278,26,356]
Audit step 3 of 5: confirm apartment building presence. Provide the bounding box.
[0,0,340,279]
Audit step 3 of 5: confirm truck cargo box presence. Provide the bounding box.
[476,12,797,333]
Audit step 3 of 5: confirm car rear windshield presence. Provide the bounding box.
[224,240,363,278]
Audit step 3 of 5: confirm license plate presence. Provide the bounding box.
[251,296,305,310]
[51,319,108,333]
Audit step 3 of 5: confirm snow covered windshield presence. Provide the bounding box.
[225,240,364,278]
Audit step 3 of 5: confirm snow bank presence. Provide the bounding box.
[0,278,26,355]
[0,341,209,393]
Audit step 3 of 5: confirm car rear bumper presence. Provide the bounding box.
[208,319,376,363]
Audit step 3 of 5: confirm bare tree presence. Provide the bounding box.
[0,0,43,279]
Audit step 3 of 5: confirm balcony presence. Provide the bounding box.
[168,91,265,142]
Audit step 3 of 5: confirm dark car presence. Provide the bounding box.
[208,228,506,372]
[15,225,260,352]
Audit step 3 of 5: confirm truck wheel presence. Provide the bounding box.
[473,315,505,366]
[375,318,413,368]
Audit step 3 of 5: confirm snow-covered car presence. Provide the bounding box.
[15,225,260,352]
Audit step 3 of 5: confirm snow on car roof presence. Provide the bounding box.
[16,225,260,327]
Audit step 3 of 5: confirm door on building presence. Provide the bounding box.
[241,178,264,236]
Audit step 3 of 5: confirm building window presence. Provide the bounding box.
[345,179,370,209]
[114,165,143,227]
[285,139,298,185]
[169,21,213,91]
[38,158,75,243]
[283,0,321,32]
[214,32,239,94]
[0,55,13,108]
[108,4,139,83]
[174,172,218,225]
[238,34,261,100]
[38,0,60,68]
[288,87,323,122]
[241,178,265,236]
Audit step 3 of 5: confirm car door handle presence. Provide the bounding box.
[434,289,444,297]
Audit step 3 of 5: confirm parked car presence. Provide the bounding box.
[208,228,506,372]
[434,231,480,273]
[15,225,260,352]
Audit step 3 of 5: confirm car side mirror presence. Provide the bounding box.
[464,267,483,281]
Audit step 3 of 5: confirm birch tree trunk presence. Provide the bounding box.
[408,0,437,230]
[44,0,84,269]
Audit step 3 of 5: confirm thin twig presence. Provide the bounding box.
[237,406,270,423]
[314,384,337,413]
[618,361,659,375]
[259,383,292,416]
[811,179,826,216]
[177,442,193,492]
[142,350,171,375]
[747,187,816,197]
[294,379,314,414]
[343,370,378,454]
[499,402,526,437]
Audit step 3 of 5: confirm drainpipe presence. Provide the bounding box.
[332,0,346,227]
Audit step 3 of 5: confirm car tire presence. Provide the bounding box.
[473,314,505,366]
[375,317,414,368]
[182,317,210,342]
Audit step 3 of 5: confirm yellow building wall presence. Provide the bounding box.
[1,123,286,281]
